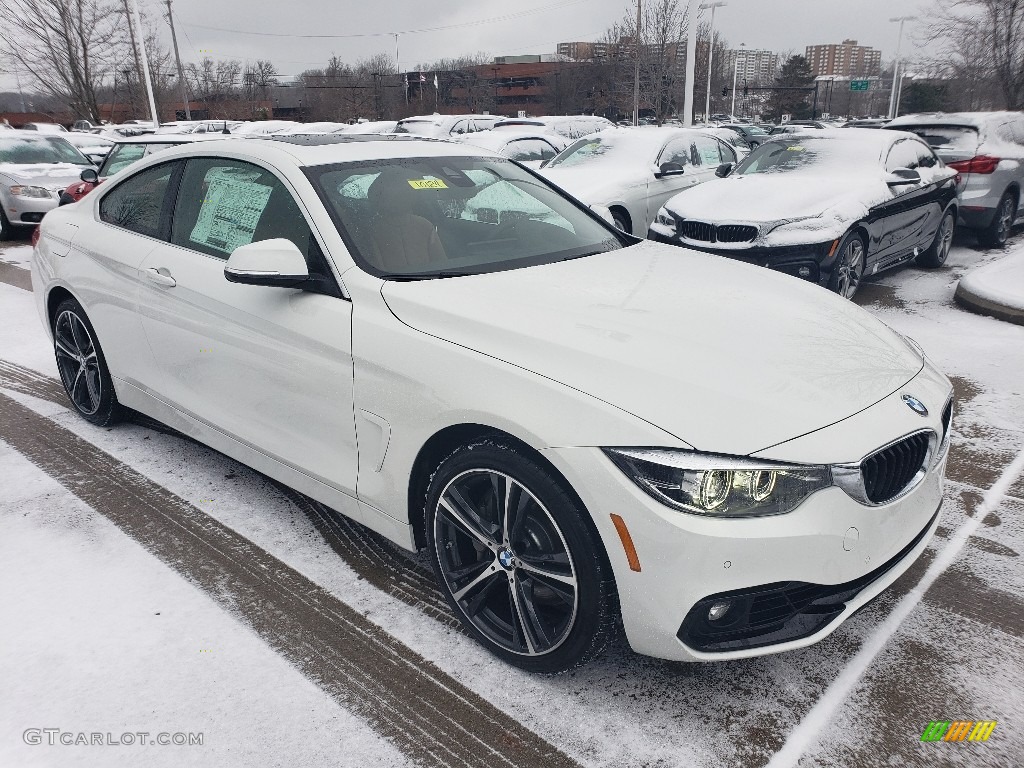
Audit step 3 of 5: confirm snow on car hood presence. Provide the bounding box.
[0,163,90,187]
[381,241,923,456]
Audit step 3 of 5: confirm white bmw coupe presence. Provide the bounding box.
[32,134,953,672]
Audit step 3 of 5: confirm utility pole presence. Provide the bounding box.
[632,0,642,126]
[701,2,726,123]
[123,0,159,126]
[887,16,914,119]
[730,52,744,117]
[165,0,191,119]
[121,0,144,115]
[681,0,700,126]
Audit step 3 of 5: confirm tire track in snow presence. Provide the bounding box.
[0,390,580,768]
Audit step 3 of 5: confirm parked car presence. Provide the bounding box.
[649,130,959,299]
[395,114,500,138]
[20,122,68,133]
[275,121,351,135]
[539,126,741,235]
[701,126,752,158]
[720,123,771,148]
[491,115,615,141]
[844,119,890,129]
[886,111,1024,247]
[58,134,245,204]
[0,134,94,239]
[71,119,97,132]
[33,134,953,672]
[60,133,116,165]
[339,120,399,135]
[231,120,301,136]
[454,129,567,168]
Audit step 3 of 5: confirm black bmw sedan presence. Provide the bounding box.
[648,130,960,299]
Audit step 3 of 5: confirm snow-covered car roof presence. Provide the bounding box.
[545,126,731,167]
[453,130,564,152]
[339,120,398,134]
[887,112,1022,130]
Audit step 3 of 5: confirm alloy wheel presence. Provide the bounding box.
[54,310,103,416]
[836,239,865,299]
[937,213,955,264]
[995,197,1014,244]
[433,469,578,656]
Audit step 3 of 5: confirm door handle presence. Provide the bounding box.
[143,267,176,287]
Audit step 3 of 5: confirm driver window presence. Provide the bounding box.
[658,138,692,168]
[885,140,920,172]
[170,157,326,277]
[692,136,724,166]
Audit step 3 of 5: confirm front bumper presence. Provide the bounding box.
[647,228,837,286]
[541,370,951,662]
[3,189,60,225]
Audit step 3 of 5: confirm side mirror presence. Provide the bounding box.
[715,162,733,178]
[80,167,98,184]
[885,168,921,186]
[224,238,310,288]
[656,161,685,178]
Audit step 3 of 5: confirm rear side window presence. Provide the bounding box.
[99,161,179,238]
[170,157,323,270]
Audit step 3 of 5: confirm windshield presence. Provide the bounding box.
[745,126,768,136]
[395,120,440,136]
[734,138,879,175]
[307,156,624,279]
[100,142,175,176]
[894,125,978,153]
[0,136,92,165]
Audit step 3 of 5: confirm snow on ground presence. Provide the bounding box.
[0,440,406,768]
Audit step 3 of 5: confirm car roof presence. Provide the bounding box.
[887,111,1023,129]
[761,128,902,149]
[143,134,495,169]
[111,133,240,145]
[455,130,559,149]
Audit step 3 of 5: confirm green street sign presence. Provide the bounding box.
[850,80,870,91]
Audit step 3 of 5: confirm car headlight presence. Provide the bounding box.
[9,185,52,199]
[603,448,832,518]
[654,207,675,228]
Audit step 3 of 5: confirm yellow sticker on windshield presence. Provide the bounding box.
[408,178,447,189]
[786,146,805,152]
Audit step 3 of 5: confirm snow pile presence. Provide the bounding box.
[956,250,1024,321]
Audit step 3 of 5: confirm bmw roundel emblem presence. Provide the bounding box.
[902,394,929,416]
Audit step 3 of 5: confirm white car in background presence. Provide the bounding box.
[491,115,614,141]
[59,133,116,165]
[395,114,500,138]
[539,126,741,235]
[454,130,567,168]
[231,120,302,136]
[32,135,952,673]
[340,120,399,135]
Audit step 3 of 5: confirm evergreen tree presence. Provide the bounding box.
[768,55,814,121]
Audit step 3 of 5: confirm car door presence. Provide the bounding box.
[134,155,358,496]
[869,139,945,270]
[647,136,700,224]
[76,159,184,388]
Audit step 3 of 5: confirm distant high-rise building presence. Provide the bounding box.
[557,41,613,60]
[805,40,882,77]
[723,48,781,85]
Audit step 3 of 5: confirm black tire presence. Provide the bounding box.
[610,208,630,234]
[424,438,618,673]
[827,230,867,300]
[52,297,123,426]
[0,208,12,241]
[977,192,1017,248]
[917,208,956,268]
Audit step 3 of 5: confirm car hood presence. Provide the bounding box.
[381,241,923,455]
[0,163,90,189]
[663,172,881,223]
[540,165,646,204]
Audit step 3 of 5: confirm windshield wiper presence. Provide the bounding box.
[383,270,475,281]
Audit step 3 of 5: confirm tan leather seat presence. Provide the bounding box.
[365,170,447,272]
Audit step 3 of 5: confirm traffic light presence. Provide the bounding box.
[721,86,728,97]
[743,83,748,96]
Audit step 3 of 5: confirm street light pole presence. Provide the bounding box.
[730,52,744,118]
[887,16,914,119]
[681,0,700,126]
[701,1,726,123]
[126,0,159,126]
[633,0,642,126]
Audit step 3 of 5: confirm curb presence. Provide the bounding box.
[954,280,1024,326]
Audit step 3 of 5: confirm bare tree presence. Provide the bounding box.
[0,0,127,120]
[243,60,278,103]
[185,57,243,108]
[927,0,1024,109]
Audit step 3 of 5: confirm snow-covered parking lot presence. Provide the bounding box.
[2,226,1023,768]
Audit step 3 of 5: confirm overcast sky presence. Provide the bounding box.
[4,0,934,91]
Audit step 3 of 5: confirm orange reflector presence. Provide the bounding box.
[610,514,642,572]
[827,238,840,258]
